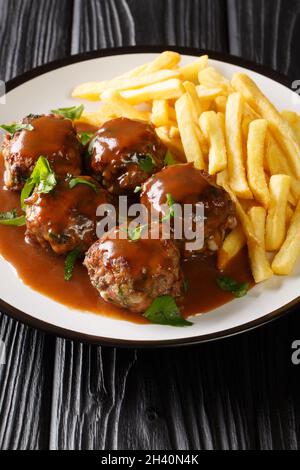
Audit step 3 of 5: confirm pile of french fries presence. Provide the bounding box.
[72,51,300,284]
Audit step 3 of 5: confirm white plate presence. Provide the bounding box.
[1,47,300,347]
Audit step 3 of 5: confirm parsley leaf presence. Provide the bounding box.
[217,276,249,298]
[21,156,57,209]
[134,186,142,194]
[122,224,148,242]
[64,246,82,281]
[0,210,26,226]
[162,193,176,222]
[78,131,94,146]
[51,105,84,120]
[0,123,34,136]
[128,154,156,173]
[164,150,178,166]
[144,296,192,327]
[69,177,98,193]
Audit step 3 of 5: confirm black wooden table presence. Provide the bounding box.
[1,0,300,451]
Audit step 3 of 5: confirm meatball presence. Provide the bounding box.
[84,224,183,313]
[25,176,112,255]
[1,114,82,191]
[89,117,166,195]
[141,163,237,255]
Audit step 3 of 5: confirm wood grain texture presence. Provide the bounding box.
[1,0,300,451]
[227,0,300,81]
[0,0,72,450]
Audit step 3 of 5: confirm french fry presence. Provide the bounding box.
[199,111,227,175]
[151,100,169,127]
[225,92,253,199]
[248,207,273,283]
[196,85,223,100]
[214,95,227,114]
[119,78,184,104]
[175,93,206,169]
[198,67,232,94]
[232,73,300,180]
[183,81,207,117]
[169,126,180,139]
[218,226,246,271]
[282,110,300,147]
[179,55,208,82]
[265,175,291,251]
[272,199,300,275]
[286,204,294,226]
[72,69,181,100]
[247,119,270,208]
[144,51,181,73]
[155,127,186,161]
[100,89,149,121]
[265,135,300,203]
[219,177,258,244]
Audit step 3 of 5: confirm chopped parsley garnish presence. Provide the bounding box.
[0,210,26,226]
[21,156,57,209]
[162,193,176,222]
[78,131,94,146]
[51,105,84,120]
[129,153,156,173]
[64,246,82,281]
[164,150,178,166]
[134,186,142,194]
[68,177,98,193]
[217,276,249,298]
[0,123,34,136]
[125,224,148,242]
[144,296,192,327]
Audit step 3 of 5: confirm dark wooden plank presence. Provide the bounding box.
[71,0,228,53]
[0,0,73,450]
[227,0,300,80]
[49,0,232,451]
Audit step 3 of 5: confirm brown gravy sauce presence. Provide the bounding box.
[0,122,253,324]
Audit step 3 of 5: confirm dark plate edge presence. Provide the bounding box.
[1,45,298,348]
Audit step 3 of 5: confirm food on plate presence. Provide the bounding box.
[0,114,82,191]
[141,163,237,255]
[88,117,166,194]
[1,50,300,327]
[84,224,183,314]
[25,175,111,255]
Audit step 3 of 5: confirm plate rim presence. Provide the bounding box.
[1,44,298,348]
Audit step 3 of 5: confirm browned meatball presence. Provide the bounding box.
[25,177,112,255]
[141,163,237,255]
[84,224,183,313]
[1,114,82,191]
[88,117,166,195]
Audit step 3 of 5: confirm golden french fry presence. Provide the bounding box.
[272,199,300,275]
[232,73,300,179]
[286,204,294,226]
[282,110,300,147]
[265,175,291,251]
[119,78,184,104]
[198,67,232,94]
[247,207,273,283]
[100,89,149,121]
[144,51,181,73]
[219,178,258,244]
[199,111,227,175]
[214,95,227,114]
[72,69,181,100]
[183,82,207,117]
[179,55,208,82]
[225,92,253,199]
[151,100,169,127]
[155,127,186,161]
[169,126,180,139]
[196,85,223,100]
[265,135,300,203]
[218,226,246,271]
[175,93,206,169]
[247,119,270,208]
